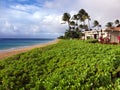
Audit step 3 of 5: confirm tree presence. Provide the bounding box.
[106,22,113,28]
[84,12,90,31]
[78,9,89,31]
[78,9,86,24]
[79,24,84,29]
[93,20,99,30]
[61,9,91,39]
[64,29,82,39]
[114,19,119,26]
[87,16,91,30]
[69,21,76,30]
[72,14,79,27]
[62,13,71,31]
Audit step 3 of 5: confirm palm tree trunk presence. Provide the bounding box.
[83,21,86,31]
[68,21,72,39]
[97,26,99,39]
[88,19,90,30]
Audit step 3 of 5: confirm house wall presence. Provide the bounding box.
[109,31,120,43]
[84,30,107,40]
[99,32,107,38]
[84,30,98,40]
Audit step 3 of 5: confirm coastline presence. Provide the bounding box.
[0,39,60,60]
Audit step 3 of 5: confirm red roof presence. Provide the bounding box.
[105,27,120,32]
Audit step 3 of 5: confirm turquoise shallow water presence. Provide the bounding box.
[0,38,54,51]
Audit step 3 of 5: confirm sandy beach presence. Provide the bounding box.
[0,39,60,60]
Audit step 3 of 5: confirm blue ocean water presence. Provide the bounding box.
[0,38,55,51]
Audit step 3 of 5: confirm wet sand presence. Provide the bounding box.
[0,39,60,60]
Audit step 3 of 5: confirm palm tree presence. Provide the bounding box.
[106,22,113,28]
[114,19,119,26]
[69,21,76,31]
[62,12,71,31]
[79,24,84,30]
[87,16,91,30]
[93,20,100,38]
[72,14,79,27]
[78,9,86,24]
[78,9,89,31]
[93,20,99,30]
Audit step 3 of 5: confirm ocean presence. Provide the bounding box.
[0,38,55,51]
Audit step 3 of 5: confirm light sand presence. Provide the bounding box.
[0,39,60,60]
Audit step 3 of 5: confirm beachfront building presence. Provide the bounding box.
[105,25,120,43]
[84,30,107,40]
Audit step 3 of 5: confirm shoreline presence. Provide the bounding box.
[0,39,55,53]
[0,39,60,60]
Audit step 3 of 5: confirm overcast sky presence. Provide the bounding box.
[0,0,120,38]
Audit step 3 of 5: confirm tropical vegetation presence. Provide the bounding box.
[61,9,90,39]
[106,19,120,28]
[106,22,113,28]
[60,8,120,39]
[0,40,120,89]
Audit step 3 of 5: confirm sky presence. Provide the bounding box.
[0,0,120,38]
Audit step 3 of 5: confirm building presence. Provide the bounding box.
[105,25,120,43]
[84,30,107,40]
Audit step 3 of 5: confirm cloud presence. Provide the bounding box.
[0,3,65,38]
[0,0,120,38]
[79,0,120,25]
[43,0,120,26]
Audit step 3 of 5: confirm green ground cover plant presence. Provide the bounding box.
[0,40,120,90]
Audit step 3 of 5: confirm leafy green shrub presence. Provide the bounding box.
[0,40,120,89]
[87,39,98,43]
